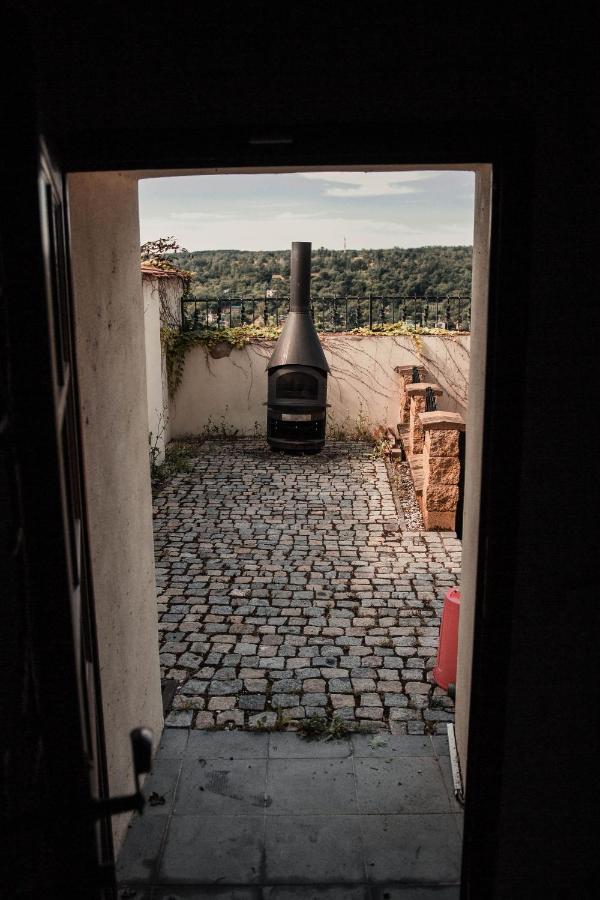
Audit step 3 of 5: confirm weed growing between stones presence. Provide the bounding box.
[251,710,291,732]
[326,407,376,442]
[297,712,376,741]
[151,441,201,487]
[201,405,239,439]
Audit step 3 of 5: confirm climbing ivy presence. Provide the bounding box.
[161,324,282,396]
[162,321,466,397]
[348,321,467,353]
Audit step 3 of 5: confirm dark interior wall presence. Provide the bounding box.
[9,4,600,895]
[493,63,599,892]
[33,7,532,134]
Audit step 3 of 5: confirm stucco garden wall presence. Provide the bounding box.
[168,333,469,438]
[143,274,181,459]
[68,172,164,852]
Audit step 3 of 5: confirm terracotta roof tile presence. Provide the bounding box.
[141,263,185,279]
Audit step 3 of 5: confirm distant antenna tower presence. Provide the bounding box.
[343,235,347,250]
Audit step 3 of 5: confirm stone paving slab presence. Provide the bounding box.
[118,728,462,896]
[138,888,461,899]
[153,440,460,734]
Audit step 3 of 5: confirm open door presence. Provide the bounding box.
[0,132,116,895]
[38,141,116,893]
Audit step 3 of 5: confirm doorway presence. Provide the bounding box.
[65,161,491,894]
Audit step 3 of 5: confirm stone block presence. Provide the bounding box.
[303,678,327,692]
[357,707,384,720]
[409,396,426,454]
[216,710,244,726]
[331,694,355,708]
[271,693,300,708]
[360,693,383,707]
[249,711,277,728]
[329,678,353,692]
[194,711,215,728]
[425,484,459,512]
[405,681,432,695]
[352,678,377,692]
[302,693,327,706]
[389,708,420,721]
[271,679,301,694]
[406,382,441,398]
[180,679,209,695]
[422,508,457,531]
[239,694,266,711]
[208,679,242,695]
[384,694,409,707]
[425,456,461,486]
[244,678,268,692]
[425,428,459,457]
[395,364,426,380]
[172,696,205,710]
[165,710,192,727]
[208,696,236,711]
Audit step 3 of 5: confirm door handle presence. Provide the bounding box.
[93,727,153,818]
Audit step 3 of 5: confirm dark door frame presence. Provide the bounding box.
[66,121,531,898]
[5,117,532,895]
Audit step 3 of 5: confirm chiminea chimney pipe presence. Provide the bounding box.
[266,241,329,374]
[290,241,312,313]
[266,241,329,452]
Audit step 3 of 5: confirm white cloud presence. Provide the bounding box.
[299,171,434,197]
[171,211,233,220]
[140,211,473,251]
[171,201,310,222]
[138,170,475,250]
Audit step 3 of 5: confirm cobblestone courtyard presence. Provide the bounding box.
[155,440,460,734]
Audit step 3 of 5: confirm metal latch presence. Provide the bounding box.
[93,727,153,818]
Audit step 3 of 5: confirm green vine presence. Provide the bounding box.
[347,321,467,352]
[162,321,466,397]
[161,324,282,396]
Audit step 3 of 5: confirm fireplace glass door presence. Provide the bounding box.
[275,371,318,401]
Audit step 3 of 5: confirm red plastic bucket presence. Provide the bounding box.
[433,588,461,691]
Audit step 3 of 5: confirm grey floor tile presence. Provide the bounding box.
[371,887,460,899]
[262,887,369,900]
[352,735,434,758]
[436,757,464,814]
[159,815,265,884]
[266,758,356,815]
[453,813,463,839]
[269,734,352,759]
[176,758,268,815]
[355,758,450,815]
[142,757,183,815]
[157,727,190,759]
[431,734,450,757]
[361,814,462,884]
[152,887,261,899]
[116,813,168,883]
[185,730,269,759]
[264,815,365,883]
[118,888,151,900]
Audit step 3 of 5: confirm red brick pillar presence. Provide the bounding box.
[406,383,442,454]
[395,365,426,424]
[420,411,465,530]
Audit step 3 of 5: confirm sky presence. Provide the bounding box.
[138,170,475,251]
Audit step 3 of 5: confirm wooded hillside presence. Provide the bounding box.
[172,246,472,297]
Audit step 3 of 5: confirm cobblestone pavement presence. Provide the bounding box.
[154,440,460,734]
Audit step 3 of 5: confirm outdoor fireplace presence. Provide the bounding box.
[266,242,329,452]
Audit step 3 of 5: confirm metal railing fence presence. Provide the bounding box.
[180,294,470,333]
